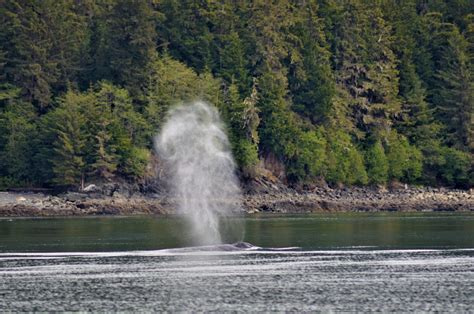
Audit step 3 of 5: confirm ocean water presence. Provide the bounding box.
[0,213,473,311]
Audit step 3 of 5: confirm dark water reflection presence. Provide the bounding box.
[0,212,473,252]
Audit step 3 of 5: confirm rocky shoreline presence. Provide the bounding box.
[243,187,474,213]
[0,184,473,217]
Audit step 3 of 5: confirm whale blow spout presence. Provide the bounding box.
[156,101,243,245]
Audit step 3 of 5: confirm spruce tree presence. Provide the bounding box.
[326,2,400,141]
[366,141,389,185]
[288,0,335,124]
[144,55,222,133]
[325,130,368,186]
[0,101,38,184]
[0,0,87,110]
[49,99,87,188]
[432,23,473,151]
[156,0,213,72]
[206,1,251,92]
[385,131,423,183]
[88,0,158,98]
[0,0,472,189]
[92,82,148,176]
[222,82,259,175]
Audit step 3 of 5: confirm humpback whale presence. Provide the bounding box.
[160,242,299,254]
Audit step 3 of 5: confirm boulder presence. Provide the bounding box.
[83,184,99,193]
[15,196,27,203]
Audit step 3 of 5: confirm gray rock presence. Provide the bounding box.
[15,196,27,203]
[83,184,99,192]
[112,191,126,199]
[63,192,88,202]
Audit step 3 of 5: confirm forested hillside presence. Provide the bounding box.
[0,0,472,190]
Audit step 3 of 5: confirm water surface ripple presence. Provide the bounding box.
[1,248,473,311]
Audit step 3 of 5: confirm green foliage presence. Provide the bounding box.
[93,82,148,147]
[256,69,299,161]
[0,0,87,109]
[86,0,158,95]
[48,98,87,187]
[233,139,260,176]
[0,0,472,189]
[214,30,251,93]
[120,147,150,179]
[144,55,221,132]
[0,101,38,183]
[439,147,472,187]
[38,83,149,187]
[0,176,26,191]
[325,2,400,140]
[431,24,473,151]
[396,54,442,149]
[287,129,327,183]
[87,83,148,180]
[385,132,423,183]
[0,83,20,106]
[156,1,213,72]
[288,0,335,123]
[325,130,368,185]
[365,141,389,185]
[222,82,260,176]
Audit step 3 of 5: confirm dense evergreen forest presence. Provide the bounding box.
[0,0,472,190]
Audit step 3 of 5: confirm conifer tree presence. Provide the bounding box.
[49,99,87,188]
[0,0,472,189]
[92,82,148,176]
[325,130,368,186]
[156,0,213,72]
[205,1,251,92]
[144,55,222,133]
[222,82,259,175]
[88,0,158,97]
[288,0,335,124]
[0,0,87,110]
[366,141,389,185]
[325,2,400,141]
[240,1,299,161]
[0,101,37,184]
[397,54,442,147]
[431,23,473,151]
[385,131,423,183]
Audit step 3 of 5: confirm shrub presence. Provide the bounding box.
[120,147,151,179]
[233,138,259,177]
[287,129,327,182]
[366,141,388,185]
[385,131,423,183]
[325,130,368,185]
[439,147,472,188]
